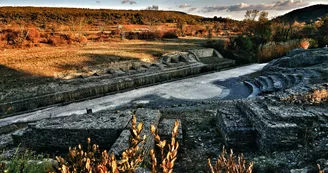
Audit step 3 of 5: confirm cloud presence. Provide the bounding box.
[121,0,136,4]
[202,0,309,12]
[273,0,308,10]
[146,5,159,10]
[179,3,191,8]
[188,7,198,13]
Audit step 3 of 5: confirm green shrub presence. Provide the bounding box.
[233,35,253,53]
[0,148,54,173]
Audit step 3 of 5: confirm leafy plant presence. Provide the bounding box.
[0,147,53,173]
[233,35,253,53]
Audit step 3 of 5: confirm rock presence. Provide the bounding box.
[127,109,162,165]
[290,168,308,173]
[134,167,151,173]
[158,119,183,145]
[109,130,130,156]
[0,133,13,150]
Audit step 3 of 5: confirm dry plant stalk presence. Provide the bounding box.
[208,147,253,173]
[318,164,324,173]
[56,114,145,173]
[150,120,180,173]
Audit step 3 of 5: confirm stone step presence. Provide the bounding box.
[216,101,256,149]
[244,81,261,98]
[255,78,268,92]
[238,99,300,151]
[304,69,322,79]
[275,73,289,89]
[266,105,316,126]
[285,74,297,88]
[268,75,283,91]
[258,76,274,92]
[294,74,303,85]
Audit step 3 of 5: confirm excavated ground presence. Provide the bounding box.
[1,48,328,173]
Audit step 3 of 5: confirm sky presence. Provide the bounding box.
[0,0,327,20]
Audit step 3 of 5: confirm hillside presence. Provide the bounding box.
[0,6,206,26]
[275,4,328,23]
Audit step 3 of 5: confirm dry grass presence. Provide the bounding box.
[281,87,328,104]
[0,38,203,94]
[208,147,253,173]
[257,39,310,62]
[0,39,201,77]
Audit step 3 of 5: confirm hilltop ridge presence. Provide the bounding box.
[275,4,328,23]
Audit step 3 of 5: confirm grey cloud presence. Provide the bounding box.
[179,3,192,8]
[188,7,197,12]
[202,0,309,13]
[146,5,159,10]
[273,0,309,10]
[122,0,137,4]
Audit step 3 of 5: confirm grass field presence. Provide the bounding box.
[0,38,209,102]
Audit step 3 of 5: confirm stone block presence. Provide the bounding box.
[12,110,133,150]
[158,119,183,145]
[109,129,130,156]
[216,101,256,149]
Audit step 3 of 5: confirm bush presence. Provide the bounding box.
[126,31,162,40]
[233,35,253,53]
[138,31,162,40]
[2,29,26,47]
[257,39,305,62]
[26,28,40,43]
[299,39,310,49]
[0,149,54,173]
[162,31,178,39]
[78,35,88,44]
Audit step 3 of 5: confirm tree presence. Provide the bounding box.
[258,11,268,22]
[176,19,186,36]
[245,10,260,21]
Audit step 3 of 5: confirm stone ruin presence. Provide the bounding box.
[9,48,328,155]
[217,48,328,154]
[2,48,328,172]
[0,48,235,117]
[12,108,182,160]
